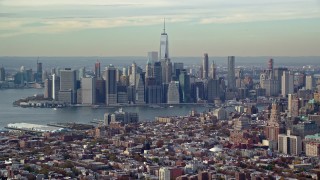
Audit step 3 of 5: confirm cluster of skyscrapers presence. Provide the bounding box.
[0,61,43,88]
[43,23,231,105]
[40,23,318,106]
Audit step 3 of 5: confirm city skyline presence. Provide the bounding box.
[1,0,320,56]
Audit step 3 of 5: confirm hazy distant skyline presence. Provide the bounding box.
[0,0,320,56]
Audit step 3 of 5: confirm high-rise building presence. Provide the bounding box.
[288,94,299,118]
[153,62,162,85]
[281,71,294,97]
[210,61,217,80]
[146,77,162,104]
[202,53,209,79]
[148,51,158,63]
[179,70,191,103]
[207,79,220,103]
[52,74,60,100]
[95,61,101,79]
[160,59,172,84]
[306,75,314,90]
[265,102,283,149]
[268,58,274,71]
[146,58,153,78]
[36,61,42,83]
[0,66,5,81]
[44,79,52,99]
[95,79,106,104]
[191,81,205,102]
[117,85,128,104]
[160,20,169,60]
[227,56,236,91]
[78,67,85,80]
[130,62,137,86]
[278,130,302,155]
[173,62,184,80]
[135,74,145,104]
[81,77,96,105]
[274,67,288,94]
[104,65,118,106]
[292,121,319,139]
[59,68,77,104]
[235,68,243,88]
[167,81,180,104]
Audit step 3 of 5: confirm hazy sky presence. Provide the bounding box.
[0,0,320,56]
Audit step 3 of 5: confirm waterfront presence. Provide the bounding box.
[0,88,209,129]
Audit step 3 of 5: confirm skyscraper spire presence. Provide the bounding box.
[160,18,169,60]
[163,18,166,34]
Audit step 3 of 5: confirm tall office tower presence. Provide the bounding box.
[202,53,209,79]
[0,66,5,81]
[148,51,158,64]
[210,61,217,80]
[135,74,145,104]
[278,130,302,155]
[264,79,279,97]
[130,62,137,86]
[59,68,77,104]
[160,60,168,84]
[52,74,60,100]
[36,61,42,83]
[42,71,48,82]
[24,69,32,82]
[227,56,236,91]
[274,67,288,93]
[153,62,162,85]
[165,59,172,83]
[235,68,243,88]
[281,71,294,97]
[78,67,85,80]
[119,75,129,86]
[146,58,153,78]
[146,77,162,104]
[160,19,169,60]
[265,102,283,149]
[288,93,299,118]
[191,81,205,102]
[95,79,106,104]
[173,62,183,79]
[167,81,180,104]
[268,58,274,71]
[122,67,127,76]
[179,70,191,103]
[207,79,220,103]
[306,75,314,90]
[95,61,101,79]
[116,68,122,83]
[104,65,118,106]
[127,85,135,103]
[44,79,52,99]
[117,85,128,104]
[81,77,96,105]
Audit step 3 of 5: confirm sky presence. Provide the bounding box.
[0,0,320,56]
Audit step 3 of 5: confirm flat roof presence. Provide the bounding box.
[7,123,63,132]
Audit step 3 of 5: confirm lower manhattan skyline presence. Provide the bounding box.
[1,0,320,56]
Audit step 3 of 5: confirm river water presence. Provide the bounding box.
[0,88,209,129]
